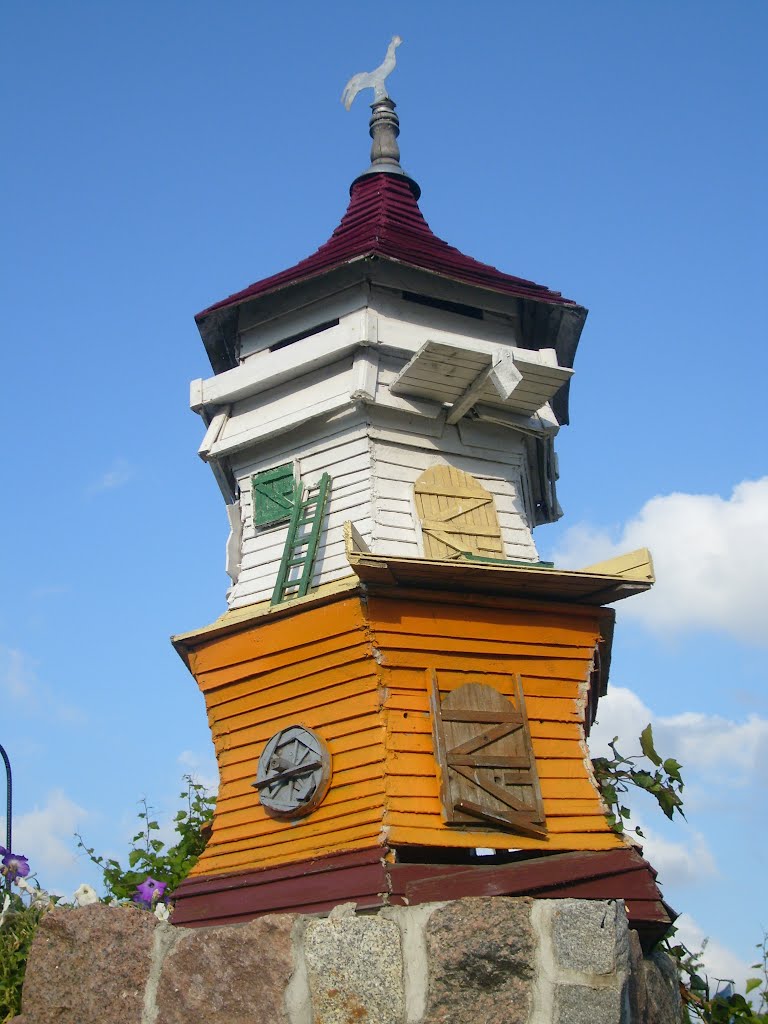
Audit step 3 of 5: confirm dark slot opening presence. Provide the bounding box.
[402,291,484,321]
[270,318,340,352]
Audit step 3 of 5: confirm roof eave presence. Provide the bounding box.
[196,253,587,390]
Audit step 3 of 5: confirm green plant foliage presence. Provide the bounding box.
[0,894,47,1023]
[592,728,766,1020]
[666,931,768,1022]
[0,777,214,1020]
[75,775,215,902]
[591,723,685,836]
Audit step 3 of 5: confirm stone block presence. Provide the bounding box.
[154,913,296,1024]
[641,949,682,1024]
[554,982,623,1024]
[18,904,157,1024]
[625,929,647,1022]
[552,899,628,976]
[304,909,405,1024]
[423,896,535,1024]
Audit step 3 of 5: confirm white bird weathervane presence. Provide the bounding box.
[341,36,402,111]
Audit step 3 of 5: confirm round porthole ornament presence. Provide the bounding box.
[253,725,332,819]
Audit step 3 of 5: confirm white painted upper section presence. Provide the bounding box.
[192,288,570,610]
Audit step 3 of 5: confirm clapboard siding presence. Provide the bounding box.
[373,292,520,353]
[238,290,367,359]
[213,347,549,613]
[227,425,372,608]
[215,357,354,452]
[360,593,618,853]
[187,597,387,877]
[230,418,370,480]
[178,587,618,882]
[371,438,539,562]
[227,408,538,608]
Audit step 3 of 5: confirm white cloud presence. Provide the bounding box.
[592,687,768,786]
[549,477,768,645]
[590,686,654,758]
[656,710,768,784]
[0,646,39,704]
[2,790,88,884]
[87,458,135,495]
[674,914,760,995]
[634,823,717,888]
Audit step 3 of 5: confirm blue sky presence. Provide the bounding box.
[2,0,766,985]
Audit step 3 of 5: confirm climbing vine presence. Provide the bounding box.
[592,726,767,1021]
[591,723,685,836]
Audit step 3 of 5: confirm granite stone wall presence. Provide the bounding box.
[13,897,680,1024]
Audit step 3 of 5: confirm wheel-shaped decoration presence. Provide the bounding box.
[254,726,332,819]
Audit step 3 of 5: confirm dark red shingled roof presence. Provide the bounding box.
[196,173,576,320]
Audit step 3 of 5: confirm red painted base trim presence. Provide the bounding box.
[171,845,675,949]
[170,847,388,927]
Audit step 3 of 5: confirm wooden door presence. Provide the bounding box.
[430,674,547,840]
[414,465,504,560]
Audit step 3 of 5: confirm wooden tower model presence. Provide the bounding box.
[171,67,673,944]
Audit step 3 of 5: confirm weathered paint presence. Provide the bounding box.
[178,583,621,881]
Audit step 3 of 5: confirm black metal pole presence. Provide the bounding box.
[0,744,11,877]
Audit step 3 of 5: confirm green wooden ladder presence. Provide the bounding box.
[271,473,332,606]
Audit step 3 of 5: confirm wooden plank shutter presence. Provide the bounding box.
[252,463,296,527]
[414,465,504,560]
[430,674,547,840]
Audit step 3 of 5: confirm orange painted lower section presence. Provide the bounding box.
[176,586,619,879]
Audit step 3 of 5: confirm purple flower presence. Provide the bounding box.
[133,877,168,907]
[2,850,31,882]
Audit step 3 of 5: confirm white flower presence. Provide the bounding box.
[0,893,10,927]
[153,901,170,922]
[72,883,99,907]
[15,876,54,910]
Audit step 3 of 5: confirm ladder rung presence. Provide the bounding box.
[271,472,332,607]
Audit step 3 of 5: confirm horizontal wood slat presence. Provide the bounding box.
[189,597,367,675]
[201,638,372,701]
[193,824,384,876]
[181,587,612,889]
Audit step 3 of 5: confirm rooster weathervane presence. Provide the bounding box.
[341,36,402,110]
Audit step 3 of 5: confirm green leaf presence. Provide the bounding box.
[632,770,656,790]
[745,978,762,994]
[601,783,618,805]
[663,757,683,782]
[656,788,681,820]
[639,724,663,766]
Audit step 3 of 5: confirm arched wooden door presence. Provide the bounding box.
[429,676,547,840]
[414,465,505,560]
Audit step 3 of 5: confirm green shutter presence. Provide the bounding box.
[252,464,296,527]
